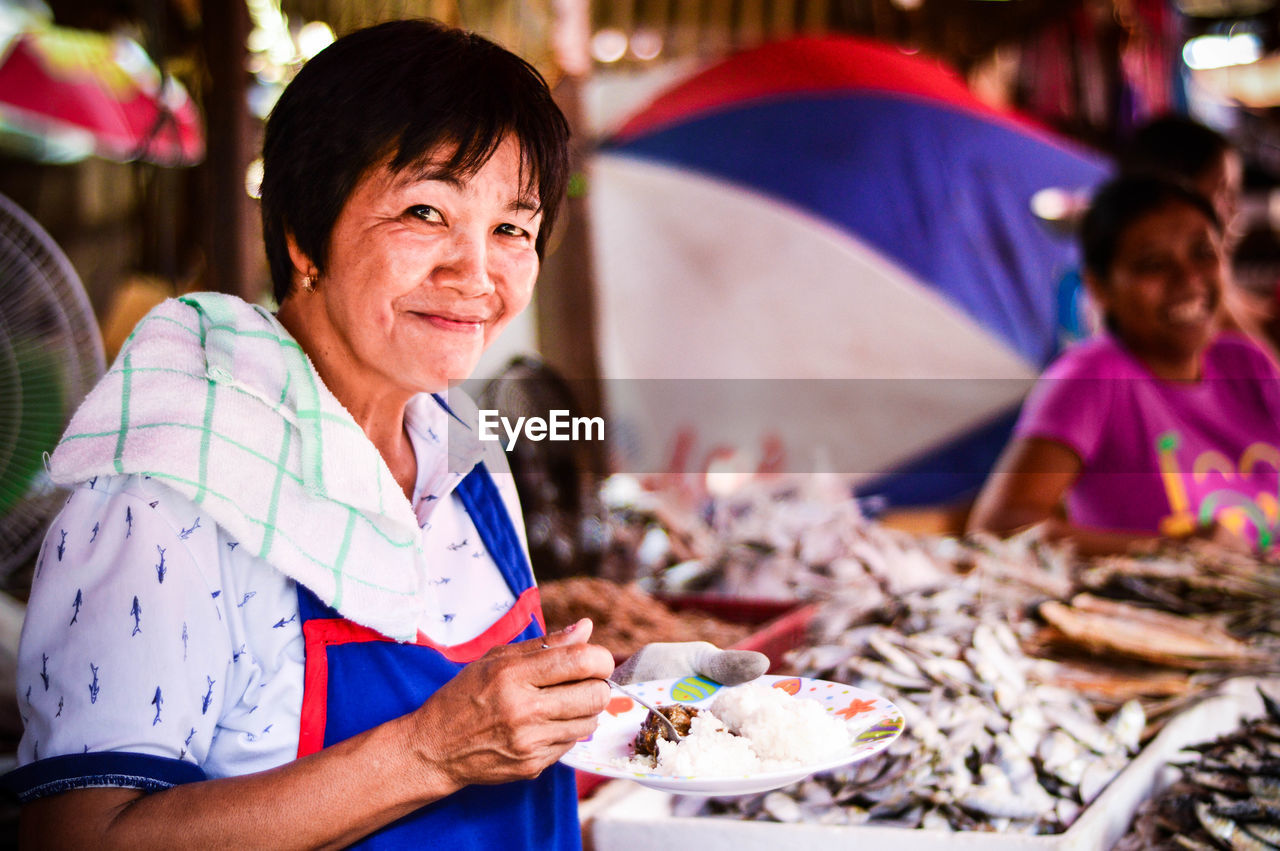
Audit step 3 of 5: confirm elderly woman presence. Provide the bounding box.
[6,20,615,849]
[969,175,1280,556]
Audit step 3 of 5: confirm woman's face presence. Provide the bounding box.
[293,136,541,396]
[1092,200,1225,375]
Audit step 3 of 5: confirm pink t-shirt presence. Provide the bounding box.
[1014,332,1280,549]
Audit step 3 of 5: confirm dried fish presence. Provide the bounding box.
[676,579,1142,835]
[1118,688,1280,851]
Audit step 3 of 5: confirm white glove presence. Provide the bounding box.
[613,641,769,686]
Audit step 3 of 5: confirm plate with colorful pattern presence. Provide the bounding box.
[560,674,905,795]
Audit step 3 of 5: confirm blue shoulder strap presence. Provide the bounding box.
[455,463,535,597]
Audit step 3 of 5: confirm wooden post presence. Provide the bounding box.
[199,0,258,301]
[541,0,606,476]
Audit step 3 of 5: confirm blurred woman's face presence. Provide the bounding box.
[293,136,541,396]
[1092,200,1225,378]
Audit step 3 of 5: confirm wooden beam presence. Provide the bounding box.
[199,0,258,301]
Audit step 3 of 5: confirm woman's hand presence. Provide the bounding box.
[408,618,613,793]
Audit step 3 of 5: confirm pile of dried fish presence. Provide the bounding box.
[678,577,1144,834]
[1075,546,1280,645]
[1116,688,1280,850]
[605,474,1072,606]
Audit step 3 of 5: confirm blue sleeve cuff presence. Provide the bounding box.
[2,751,207,803]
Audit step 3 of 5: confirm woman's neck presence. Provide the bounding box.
[277,301,418,499]
[1116,335,1206,383]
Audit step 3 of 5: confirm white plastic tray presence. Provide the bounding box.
[584,677,1277,851]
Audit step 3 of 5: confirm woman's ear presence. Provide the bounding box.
[1082,269,1110,313]
[285,232,317,281]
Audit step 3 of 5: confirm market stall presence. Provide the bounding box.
[559,475,1280,849]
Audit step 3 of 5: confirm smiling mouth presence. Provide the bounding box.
[410,311,486,332]
[1165,299,1212,326]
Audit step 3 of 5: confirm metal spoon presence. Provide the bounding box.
[607,677,685,742]
[538,642,684,742]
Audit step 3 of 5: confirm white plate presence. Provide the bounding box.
[561,674,905,795]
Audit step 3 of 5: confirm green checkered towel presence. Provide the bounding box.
[49,292,454,641]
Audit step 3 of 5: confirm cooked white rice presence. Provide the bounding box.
[618,681,850,777]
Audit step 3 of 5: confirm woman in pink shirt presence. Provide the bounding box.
[969,175,1280,555]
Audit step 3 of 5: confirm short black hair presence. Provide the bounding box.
[260,19,570,304]
[1081,175,1221,282]
[1118,114,1234,183]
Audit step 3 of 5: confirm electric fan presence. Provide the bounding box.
[0,191,105,580]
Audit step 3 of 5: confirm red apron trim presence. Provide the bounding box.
[297,587,546,758]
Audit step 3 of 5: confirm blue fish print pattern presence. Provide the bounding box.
[88,663,100,704]
[182,623,189,660]
[130,596,141,636]
[431,577,451,586]
[179,517,201,540]
[226,541,238,551]
[442,613,455,624]
[427,426,440,443]
[151,687,163,725]
[24,685,30,704]
[125,506,133,538]
[201,676,214,715]
[39,654,49,690]
[148,500,158,508]
[211,590,221,599]
[70,589,82,625]
[272,613,298,629]
[88,476,97,490]
[232,644,246,662]
[155,545,167,583]
[55,696,63,718]
[237,591,256,608]
[446,539,468,551]
[185,728,197,747]
[89,522,99,543]
[56,529,66,561]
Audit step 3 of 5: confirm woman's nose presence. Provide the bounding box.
[435,231,493,295]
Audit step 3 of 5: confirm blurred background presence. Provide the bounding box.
[4,0,1280,588]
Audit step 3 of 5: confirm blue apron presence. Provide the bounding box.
[296,464,580,850]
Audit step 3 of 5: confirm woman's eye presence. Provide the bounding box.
[407,205,443,223]
[495,223,530,239]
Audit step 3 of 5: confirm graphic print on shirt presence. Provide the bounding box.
[272,613,297,629]
[56,530,66,561]
[201,676,215,715]
[182,622,188,660]
[89,522,99,543]
[39,654,48,690]
[179,517,201,540]
[447,539,467,551]
[151,687,163,725]
[55,696,63,717]
[70,589,81,625]
[1156,432,1280,549]
[88,663,100,704]
[125,505,133,538]
[155,545,167,583]
[131,596,142,635]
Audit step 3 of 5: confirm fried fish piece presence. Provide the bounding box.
[633,704,701,756]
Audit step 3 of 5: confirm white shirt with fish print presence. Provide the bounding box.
[15,425,526,779]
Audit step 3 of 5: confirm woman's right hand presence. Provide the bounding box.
[407,618,613,792]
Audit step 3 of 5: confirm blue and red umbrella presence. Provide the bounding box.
[588,35,1109,506]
